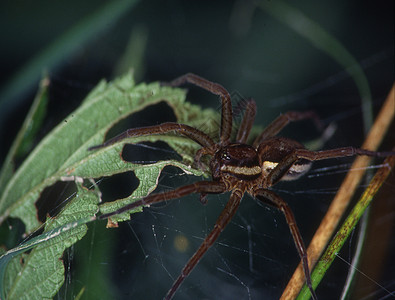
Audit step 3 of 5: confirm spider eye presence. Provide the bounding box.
[222,152,231,160]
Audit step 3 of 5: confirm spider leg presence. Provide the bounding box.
[236,98,257,144]
[253,111,321,147]
[255,189,318,300]
[266,146,395,186]
[194,146,218,170]
[89,122,215,150]
[168,73,233,145]
[164,189,243,300]
[98,181,225,220]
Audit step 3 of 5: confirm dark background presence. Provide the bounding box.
[0,0,394,299]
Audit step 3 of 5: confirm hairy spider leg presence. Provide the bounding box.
[97,181,245,300]
[257,143,395,299]
[266,146,395,187]
[98,181,225,220]
[88,123,215,151]
[169,73,233,145]
[253,111,322,147]
[255,189,318,300]
[164,189,243,300]
[236,98,257,144]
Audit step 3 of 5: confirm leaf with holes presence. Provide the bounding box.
[0,72,220,233]
[0,72,223,298]
[1,182,99,300]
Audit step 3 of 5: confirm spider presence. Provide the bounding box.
[89,74,393,299]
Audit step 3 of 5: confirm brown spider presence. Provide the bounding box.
[90,74,393,299]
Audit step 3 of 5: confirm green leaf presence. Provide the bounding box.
[0,76,49,197]
[1,181,100,300]
[0,72,220,298]
[0,71,218,232]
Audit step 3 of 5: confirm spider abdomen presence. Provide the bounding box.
[258,137,312,181]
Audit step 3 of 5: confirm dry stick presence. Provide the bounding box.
[280,83,395,300]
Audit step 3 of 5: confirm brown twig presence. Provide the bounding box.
[280,83,395,300]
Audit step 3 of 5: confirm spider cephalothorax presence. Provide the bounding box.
[211,143,261,181]
[90,73,393,300]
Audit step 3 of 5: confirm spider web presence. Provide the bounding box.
[3,49,391,300]
[57,144,394,300]
[48,70,395,300]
